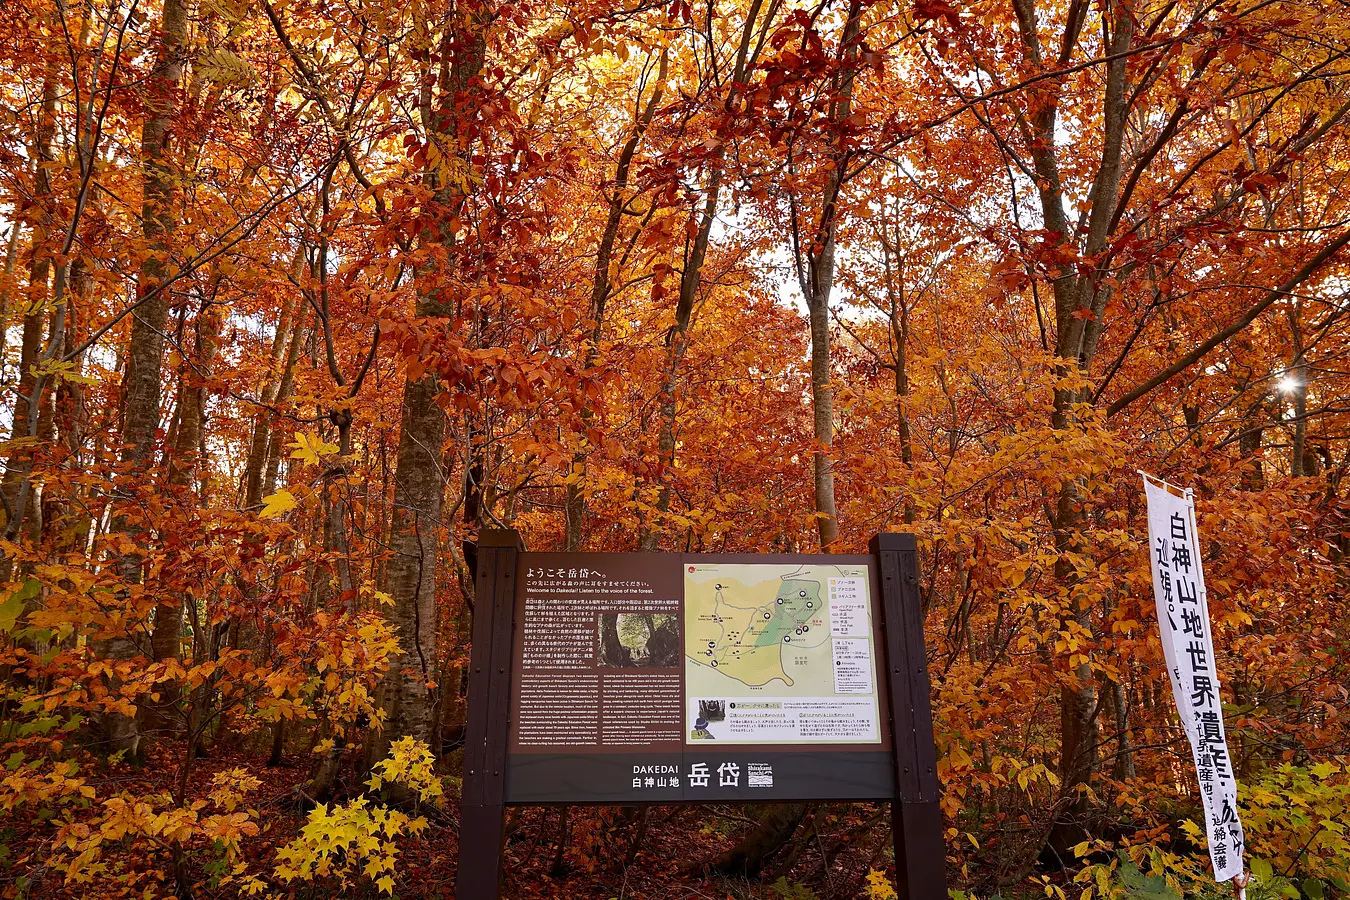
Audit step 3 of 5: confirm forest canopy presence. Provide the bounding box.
[0,0,1348,896]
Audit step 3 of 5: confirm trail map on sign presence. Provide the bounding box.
[684,562,882,744]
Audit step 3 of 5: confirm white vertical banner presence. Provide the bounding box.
[1143,475,1245,883]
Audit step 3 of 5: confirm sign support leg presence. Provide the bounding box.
[456,529,522,900]
[871,532,948,900]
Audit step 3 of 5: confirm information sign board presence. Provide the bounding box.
[506,553,894,803]
[455,531,946,900]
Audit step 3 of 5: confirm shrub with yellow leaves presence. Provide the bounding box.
[1070,761,1350,900]
[865,868,899,899]
[50,767,262,893]
[260,612,402,742]
[0,757,94,812]
[1238,760,1350,897]
[368,736,443,803]
[272,738,441,896]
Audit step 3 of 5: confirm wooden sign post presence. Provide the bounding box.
[456,530,521,899]
[455,531,947,898]
[872,532,947,899]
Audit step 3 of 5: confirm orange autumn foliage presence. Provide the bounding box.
[0,0,1348,897]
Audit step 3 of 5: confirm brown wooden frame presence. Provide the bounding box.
[455,530,947,898]
[456,529,521,899]
[871,531,948,898]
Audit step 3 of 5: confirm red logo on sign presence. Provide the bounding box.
[688,566,695,572]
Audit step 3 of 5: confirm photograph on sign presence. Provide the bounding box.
[598,611,680,668]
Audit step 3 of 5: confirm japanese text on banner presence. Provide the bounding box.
[1144,477,1245,883]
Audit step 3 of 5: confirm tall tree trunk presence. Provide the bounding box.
[1289,357,1307,478]
[1004,0,1136,858]
[318,412,354,610]
[2,0,94,589]
[1287,305,1308,477]
[368,11,488,768]
[298,403,354,786]
[261,321,306,504]
[309,165,358,614]
[1110,676,1135,781]
[565,51,666,552]
[0,64,59,566]
[806,281,838,546]
[1238,385,1267,491]
[255,311,307,762]
[370,363,449,762]
[145,300,224,734]
[637,1,765,552]
[637,172,718,552]
[0,223,20,371]
[878,226,915,524]
[2,271,51,553]
[96,0,188,757]
[46,258,92,556]
[714,1,856,875]
[244,250,305,512]
[797,0,861,549]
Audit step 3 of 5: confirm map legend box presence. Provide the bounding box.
[832,638,873,694]
[827,577,868,636]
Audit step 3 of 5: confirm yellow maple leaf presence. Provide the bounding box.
[260,489,298,518]
[376,875,395,894]
[288,432,339,466]
[865,869,898,900]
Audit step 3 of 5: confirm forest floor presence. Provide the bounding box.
[1,732,976,899]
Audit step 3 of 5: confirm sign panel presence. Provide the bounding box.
[505,553,894,803]
[1143,476,1245,882]
[684,561,882,744]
